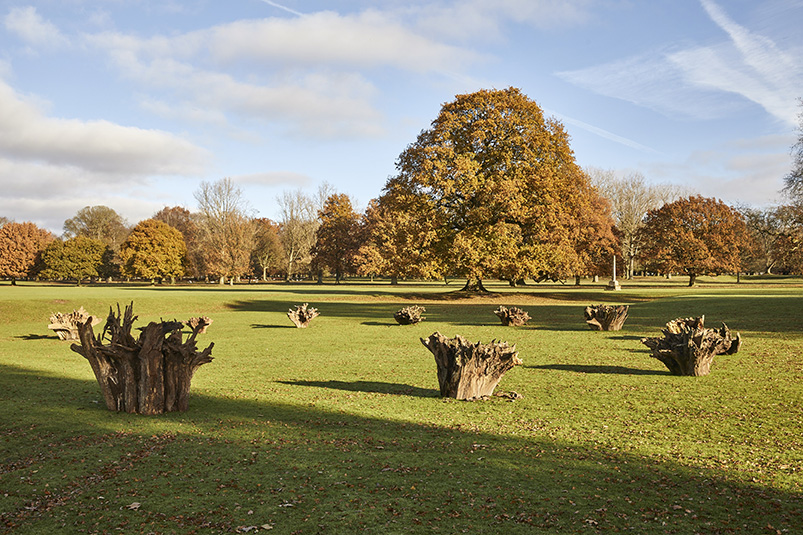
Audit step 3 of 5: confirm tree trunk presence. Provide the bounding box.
[460,278,488,293]
[583,305,629,331]
[641,316,741,376]
[70,303,214,414]
[575,275,581,286]
[390,276,398,285]
[688,273,697,287]
[420,332,522,400]
[287,303,319,328]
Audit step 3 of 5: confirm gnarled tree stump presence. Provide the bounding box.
[70,302,214,414]
[494,306,531,326]
[48,307,102,341]
[641,315,741,376]
[185,316,212,334]
[584,304,629,331]
[288,303,319,328]
[420,332,522,400]
[394,306,426,325]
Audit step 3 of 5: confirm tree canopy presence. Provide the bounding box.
[372,87,606,288]
[0,222,54,284]
[311,194,362,283]
[783,99,803,203]
[119,219,187,283]
[639,196,753,286]
[40,236,111,285]
[63,205,130,250]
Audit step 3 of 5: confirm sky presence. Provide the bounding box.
[1,0,801,235]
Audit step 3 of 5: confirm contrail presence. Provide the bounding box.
[259,0,304,17]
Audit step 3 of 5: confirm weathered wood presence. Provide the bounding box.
[70,302,214,414]
[493,306,531,326]
[394,306,426,325]
[641,315,741,376]
[185,316,212,334]
[287,303,319,328]
[47,307,102,340]
[584,304,629,331]
[420,332,522,400]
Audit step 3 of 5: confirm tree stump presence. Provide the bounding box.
[48,307,102,340]
[287,303,319,328]
[185,316,212,334]
[584,304,629,331]
[394,305,425,325]
[70,302,214,414]
[420,332,522,400]
[493,306,531,326]
[640,315,742,376]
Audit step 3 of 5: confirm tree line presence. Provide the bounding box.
[1,89,802,288]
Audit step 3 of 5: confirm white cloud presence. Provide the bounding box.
[0,80,208,175]
[4,6,69,48]
[556,1,802,125]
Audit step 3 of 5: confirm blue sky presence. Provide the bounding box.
[1,0,801,234]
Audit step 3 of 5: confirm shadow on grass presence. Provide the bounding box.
[250,323,295,329]
[277,379,439,398]
[16,334,55,341]
[0,364,800,534]
[528,363,669,376]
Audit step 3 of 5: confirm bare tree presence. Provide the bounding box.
[589,168,689,278]
[63,205,130,250]
[277,189,318,280]
[783,99,803,202]
[194,178,255,284]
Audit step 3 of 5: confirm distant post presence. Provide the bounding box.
[606,255,621,291]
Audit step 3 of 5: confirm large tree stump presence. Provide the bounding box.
[185,316,213,334]
[394,306,426,325]
[494,306,531,326]
[641,315,742,376]
[48,307,102,341]
[70,302,214,414]
[420,332,522,400]
[287,303,319,328]
[584,304,629,331]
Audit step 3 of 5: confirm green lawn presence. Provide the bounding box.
[1,279,801,534]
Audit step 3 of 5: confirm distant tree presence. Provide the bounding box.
[153,206,203,278]
[0,216,9,228]
[639,196,753,286]
[572,192,619,284]
[590,169,688,279]
[251,218,284,281]
[783,99,803,202]
[355,199,437,284]
[737,205,785,274]
[194,178,255,284]
[119,219,187,283]
[63,205,130,250]
[277,189,318,280]
[771,204,803,274]
[40,236,110,285]
[311,194,362,283]
[375,87,598,290]
[0,222,54,284]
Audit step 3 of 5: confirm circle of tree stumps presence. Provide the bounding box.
[641,315,741,376]
[287,303,319,328]
[494,306,531,326]
[583,304,629,331]
[394,305,426,325]
[420,332,522,401]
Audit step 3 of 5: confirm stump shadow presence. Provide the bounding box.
[528,364,668,376]
[17,334,55,340]
[277,379,439,398]
[250,323,295,329]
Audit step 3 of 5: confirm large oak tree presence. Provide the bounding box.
[639,196,753,286]
[40,236,111,285]
[311,194,362,283]
[119,219,187,283]
[372,87,606,289]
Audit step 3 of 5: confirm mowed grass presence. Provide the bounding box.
[0,279,801,534]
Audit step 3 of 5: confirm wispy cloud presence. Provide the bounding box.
[4,6,69,48]
[556,0,802,126]
[258,0,304,17]
[552,112,661,154]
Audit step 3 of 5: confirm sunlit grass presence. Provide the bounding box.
[1,279,801,533]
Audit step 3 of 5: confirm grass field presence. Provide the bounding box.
[1,278,801,534]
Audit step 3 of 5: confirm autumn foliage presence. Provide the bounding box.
[119,219,187,283]
[639,196,753,286]
[0,222,54,284]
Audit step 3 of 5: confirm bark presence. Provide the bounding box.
[688,273,697,287]
[287,303,319,328]
[583,305,629,331]
[70,303,214,414]
[641,316,741,376]
[394,306,426,325]
[420,332,522,400]
[460,278,489,292]
[493,306,531,326]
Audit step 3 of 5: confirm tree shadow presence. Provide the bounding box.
[528,363,669,376]
[250,323,295,329]
[277,379,439,398]
[16,334,56,341]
